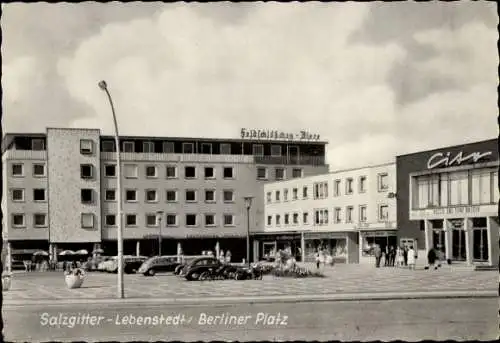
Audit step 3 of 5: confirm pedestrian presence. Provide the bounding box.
[403,246,408,266]
[407,246,416,270]
[395,246,404,267]
[390,246,396,267]
[427,248,438,270]
[315,250,320,269]
[384,246,389,266]
[374,244,382,268]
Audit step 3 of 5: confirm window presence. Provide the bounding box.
[359,176,367,193]
[223,167,234,179]
[267,216,272,226]
[292,188,298,200]
[266,192,272,203]
[80,164,93,179]
[220,143,231,155]
[276,214,281,225]
[313,182,329,199]
[145,214,157,227]
[472,170,492,205]
[292,168,302,178]
[271,145,282,156]
[334,180,341,196]
[257,167,267,180]
[205,214,216,227]
[201,143,212,154]
[252,144,264,156]
[166,190,178,202]
[32,139,45,151]
[33,189,46,202]
[303,186,308,199]
[11,163,24,176]
[204,167,215,179]
[346,206,353,223]
[284,214,290,225]
[293,213,299,224]
[123,141,135,152]
[182,143,194,154]
[379,205,389,221]
[105,215,116,226]
[334,208,341,223]
[81,213,94,228]
[185,166,196,178]
[186,190,197,202]
[145,189,158,203]
[284,189,289,201]
[314,209,329,225]
[163,142,175,153]
[104,164,116,177]
[275,168,285,180]
[223,190,234,203]
[11,189,24,202]
[125,189,137,202]
[346,178,353,194]
[378,173,389,191]
[81,189,93,204]
[145,165,157,178]
[166,165,177,178]
[166,214,177,227]
[143,141,154,153]
[33,163,45,177]
[223,214,234,226]
[34,214,47,227]
[205,190,215,203]
[303,212,309,224]
[186,214,197,226]
[359,205,367,222]
[126,214,137,226]
[12,214,25,227]
[105,189,116,201]
[102,141,115,152]
[80,139,93,154]
[123,164,138,178]
[275,190,281,201]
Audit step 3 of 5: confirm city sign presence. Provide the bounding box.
[427,151,493,169]
[240,128,320,141]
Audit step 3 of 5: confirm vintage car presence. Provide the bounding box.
[138,256,182,276]
[105,255,148,274]
[182,257,225,281]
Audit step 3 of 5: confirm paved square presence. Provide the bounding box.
[3,264,497,301]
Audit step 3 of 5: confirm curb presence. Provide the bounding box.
[3,290,497,307]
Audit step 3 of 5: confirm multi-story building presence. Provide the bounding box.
[2,128,329,267]
[397,138,499,267]
[260,162,396,264]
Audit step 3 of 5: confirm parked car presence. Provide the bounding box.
[105,255,148,274]
[97,256,114,272]
[182,257,224,281]
[174,256,204,276]
[138,256,182,276]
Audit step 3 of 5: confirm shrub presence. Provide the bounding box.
[271,265,325,278]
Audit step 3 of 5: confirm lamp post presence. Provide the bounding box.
[156,211,164,256]
[98,80,124,299]
[243,196,254,267]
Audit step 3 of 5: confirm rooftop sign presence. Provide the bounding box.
[427,151,493,169]
[241,128,320,141]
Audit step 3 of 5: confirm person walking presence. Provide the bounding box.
[374,244,382,268]
[315,250,321,269]
[427,248,438,270]
[395,246,404,267]
[407,246,416,270]
[403,246,408,266]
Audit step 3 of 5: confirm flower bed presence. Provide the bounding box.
[272,266,325,278]
[64,268,85,289]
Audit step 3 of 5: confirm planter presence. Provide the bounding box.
[65,274,85,289]
[2,276,12,291]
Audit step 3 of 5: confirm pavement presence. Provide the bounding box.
[3,263,497,305]
[3,298,498,341]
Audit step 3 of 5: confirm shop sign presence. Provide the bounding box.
[412,205,481,218]
[254,234,301,241]
[240,128,320,141]
[427,151,492,169]
[360,231,394,237]
[304,232,347,240]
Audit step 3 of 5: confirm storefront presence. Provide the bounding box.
[397,138,499,266]
[303,232,348,263]
[252,233,302,262]
[358,229,398,264]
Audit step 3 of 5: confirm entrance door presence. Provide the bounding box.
[262,242,277,261]
[432,230,446,256]
[472,228,489,261]
[288,146,299,164]
[452,229,466,261]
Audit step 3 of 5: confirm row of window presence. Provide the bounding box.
[266,205,389,226]
[10,163,46,177]
[266,174,389,203]
[11,213,237,229]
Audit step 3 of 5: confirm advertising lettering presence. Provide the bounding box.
[427,151,492,169]
[240,128,320,141]
[432,206,480,215]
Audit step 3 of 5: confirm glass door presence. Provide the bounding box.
[472,228,488,261]
[452,229,466,261]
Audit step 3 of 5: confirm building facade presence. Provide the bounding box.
[2,128,329,266]
[260,163,396,264]
[396,138,499,267]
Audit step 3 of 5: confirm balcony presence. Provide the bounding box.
[3,149,47,160]
[253,155,325,166]
[100,152,255,164]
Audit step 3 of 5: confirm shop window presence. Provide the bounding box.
[362,235,397,256]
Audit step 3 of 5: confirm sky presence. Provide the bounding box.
[2,2,498,171]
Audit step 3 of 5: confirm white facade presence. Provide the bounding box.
[261,162,396,264]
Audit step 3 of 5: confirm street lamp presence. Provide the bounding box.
[156,211,164,256]
[243,196,254,267]
[98,80,124,299]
